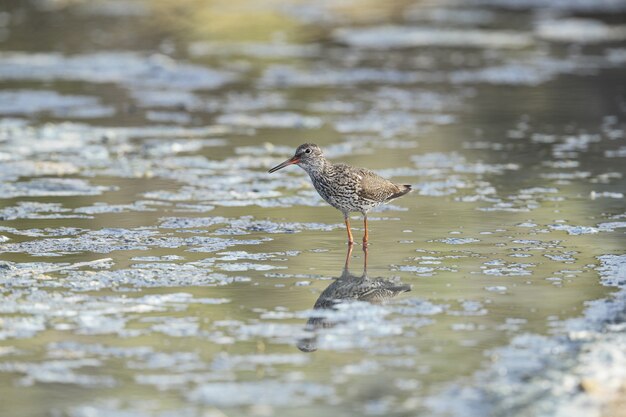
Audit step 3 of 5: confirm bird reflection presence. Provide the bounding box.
[297,246,411,352]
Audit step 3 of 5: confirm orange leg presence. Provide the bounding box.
[363,215,369,246]
[344,216,354,245]
[344,243,354,271]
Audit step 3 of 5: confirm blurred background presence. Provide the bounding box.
[0,1,625,417]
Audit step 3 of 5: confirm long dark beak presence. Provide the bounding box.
[268,155,300,173]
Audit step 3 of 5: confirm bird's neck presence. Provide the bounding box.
[300,157,331,179]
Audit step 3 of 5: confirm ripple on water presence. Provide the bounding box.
[535,18,626,43]
[0,52,237,90]
[0,202,79,220]
[334,26,533,49]
[0,178,114,199]
[216,112,323,129]
[0,226,269,255]
[435,237,481,245]
[482,262,534,276]
[0,90,115,118]
[0,359,117,387]
[188,380,335,407]
[159,216,339,234]
[426,254,626,417]
[260,65,435,88]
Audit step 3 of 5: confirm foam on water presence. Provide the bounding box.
[0,90,115,118]
[0,52,236,91]
[0,2,624,416]
[427,254,626,417]
[535,18,626,43]
[334,26,533,49]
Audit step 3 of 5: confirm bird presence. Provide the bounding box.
[297,245,411,352]
[268,143,411,246]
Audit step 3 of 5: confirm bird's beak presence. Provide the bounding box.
[268,155,300,173]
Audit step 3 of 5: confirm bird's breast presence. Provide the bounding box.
[309,170,375,213]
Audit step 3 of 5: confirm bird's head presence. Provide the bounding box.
[268,143,324,173]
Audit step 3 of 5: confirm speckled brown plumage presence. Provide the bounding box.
[269,143,412,245]
[310,162,411,214]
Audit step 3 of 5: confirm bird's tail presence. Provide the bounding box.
[387,184,412,201]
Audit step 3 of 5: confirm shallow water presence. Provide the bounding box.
[0,1,625,416]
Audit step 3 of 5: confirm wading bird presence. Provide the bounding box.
[268,143,411,245]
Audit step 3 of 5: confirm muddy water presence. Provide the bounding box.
[0,1,625,416]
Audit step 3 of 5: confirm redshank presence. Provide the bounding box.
[268,143,411,245]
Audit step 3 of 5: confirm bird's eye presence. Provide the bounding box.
[305,149,311,154]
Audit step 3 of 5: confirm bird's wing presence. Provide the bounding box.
[352,167,406,202]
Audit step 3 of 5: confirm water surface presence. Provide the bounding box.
[1,1,625,416]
